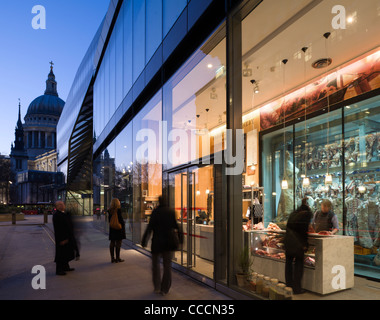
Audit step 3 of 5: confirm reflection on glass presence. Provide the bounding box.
[146,0,162,63]
[133,91,162,244]
[163,36,226,169]
[344,97,380,277]
[262,126,294,226]
[133,0,146,82]
[123,0,133,96]
[163,0,187,36]
[114,124,133,241]
[169,165,214,279]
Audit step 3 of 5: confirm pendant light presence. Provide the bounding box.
[301,47,310,188]
[281,59,289,190]
[323,32,333,186]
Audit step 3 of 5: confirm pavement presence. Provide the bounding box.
[0,215,379,301]
[0,215,230,301]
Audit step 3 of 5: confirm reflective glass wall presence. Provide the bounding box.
[93,0,189,141]
[132,91,163,244]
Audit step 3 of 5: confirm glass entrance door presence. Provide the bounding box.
[168,165,215,279]
[181,171,196,268]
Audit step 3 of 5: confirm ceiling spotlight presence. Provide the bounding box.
[207,63,213,69]
[250,79,260,94]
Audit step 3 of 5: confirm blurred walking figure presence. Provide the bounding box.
[108,198,126,263]
[142,196,183,295]
[284,198,313,294]
[53,201,78,275]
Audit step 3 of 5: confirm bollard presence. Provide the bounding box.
[44,211,48,224]
[12,213,16,225]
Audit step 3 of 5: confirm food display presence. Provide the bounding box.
[245,228,354,294]
[248,224,316,267]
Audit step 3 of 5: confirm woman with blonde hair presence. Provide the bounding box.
[108,198,126,263]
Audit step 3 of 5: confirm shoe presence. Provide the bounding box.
[56,271,66,276]
[111,258,116,263]
[65,268,75,272]
[160,291,168,296]
[294,289,306,295]
[116,258,124,263]
[154,289,161,294]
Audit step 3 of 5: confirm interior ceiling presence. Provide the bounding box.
[181,0,380,132]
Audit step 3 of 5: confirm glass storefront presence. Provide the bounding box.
[133,91,163,244]
[240,0,380,286]
[90,0,380,299]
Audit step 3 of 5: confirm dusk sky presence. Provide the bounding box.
[0,0,110,155]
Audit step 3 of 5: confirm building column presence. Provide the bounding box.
[226,7,243,286]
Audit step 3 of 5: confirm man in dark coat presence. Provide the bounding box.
[284,198,313,294]
[142,196,183,295]
[53,201,77,275]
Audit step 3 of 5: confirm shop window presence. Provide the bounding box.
[163,28,226,169]
[344,96,380,277]
[133,91,162,244]
[114,123,134,241]
[241,0,380,286]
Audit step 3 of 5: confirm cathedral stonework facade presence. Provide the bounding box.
[10,64,65,204]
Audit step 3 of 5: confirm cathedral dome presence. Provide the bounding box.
[26,94,64,117]
[25,62,65,120]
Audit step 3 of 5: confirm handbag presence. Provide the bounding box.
[169,229,180,251]
[110,211,122,230]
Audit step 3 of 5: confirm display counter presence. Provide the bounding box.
[181,222,214,261]
[245,229,354,295]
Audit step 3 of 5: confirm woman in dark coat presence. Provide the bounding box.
[108,198,126,263]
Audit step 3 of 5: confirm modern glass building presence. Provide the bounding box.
[58,0,380,297]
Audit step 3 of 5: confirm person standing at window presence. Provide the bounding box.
[108,198,126,263]
[284,198,313,294]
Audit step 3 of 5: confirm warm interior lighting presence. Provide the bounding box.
[325,174,333,185]
[281,179,288,190]
[358,185,366,194]
[302,177,310,187]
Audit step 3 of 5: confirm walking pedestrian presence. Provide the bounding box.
[141,196,183,295]
[284,198,313,294]
[52,201,78,275]
[108,198,126,263]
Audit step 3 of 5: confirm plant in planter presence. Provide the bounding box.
[236,245,253,287]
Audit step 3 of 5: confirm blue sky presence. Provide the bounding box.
[0,0,110,155]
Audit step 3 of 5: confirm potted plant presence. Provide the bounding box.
[236,245,253,287]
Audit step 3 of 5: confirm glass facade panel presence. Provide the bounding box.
[115,123,134,241]
[146,0,162,63]
[104,48,110,128]
[109,31,116,119]
[133,0,146,82]
[344,97,380,278]
[123,0,133,96]
[133,91,162,244]
[163,35,226,169]
[163,0,187,36]
[115,8,124,109]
